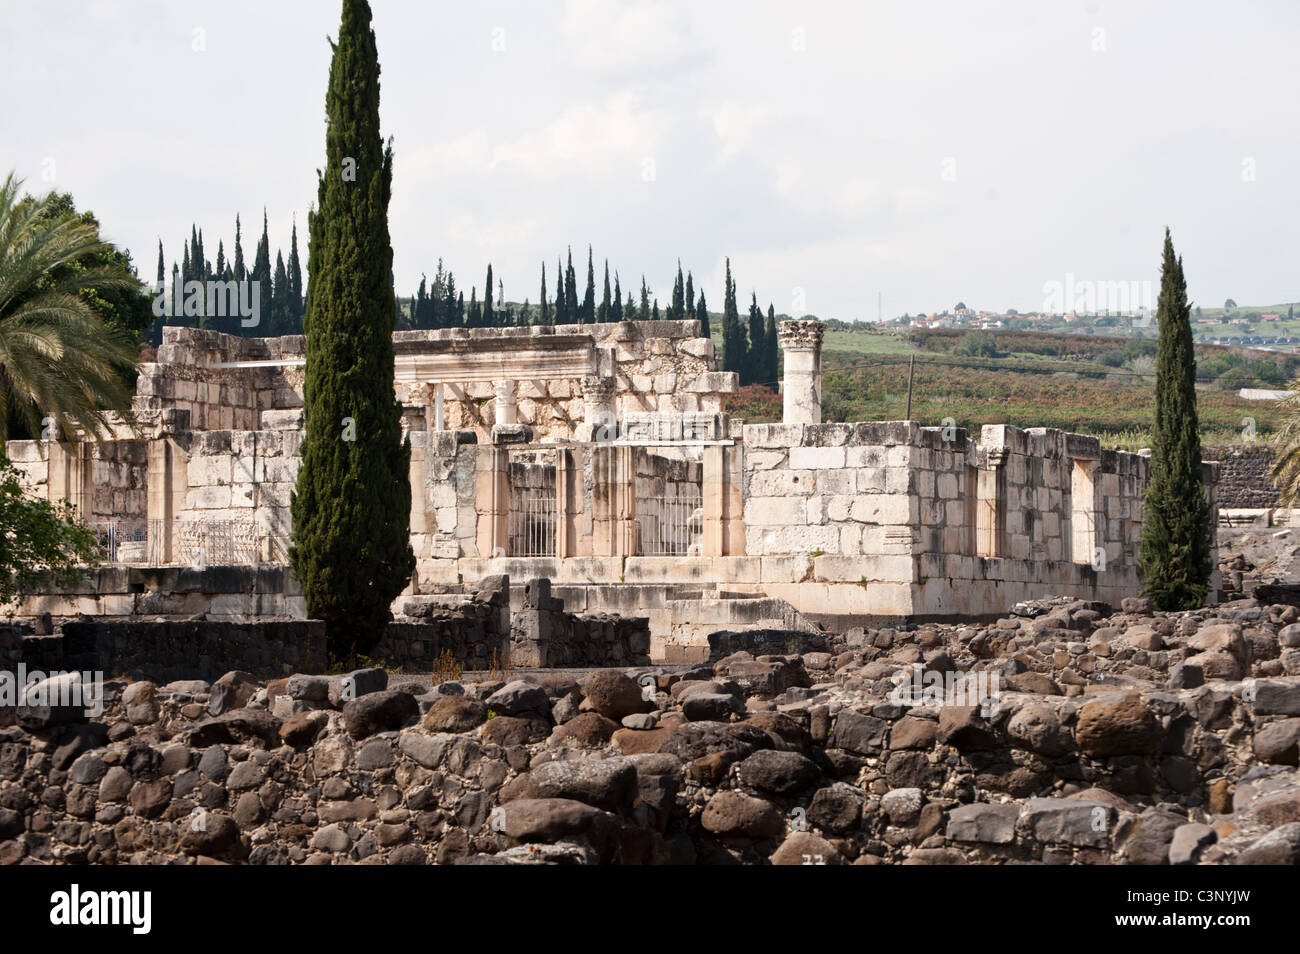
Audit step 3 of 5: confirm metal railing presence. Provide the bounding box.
[88,519,286,566]
[88,522,153,564]
[509,491,557,557]
[637,493,703,556]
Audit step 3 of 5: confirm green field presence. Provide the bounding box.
[721,323,1295,450]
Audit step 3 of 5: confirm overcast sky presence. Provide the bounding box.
[4,0,1297,320]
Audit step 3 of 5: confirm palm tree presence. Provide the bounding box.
[1269,380,1300,508]
[0,173,140,449]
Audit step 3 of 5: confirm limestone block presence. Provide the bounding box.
[188,455,232,486]
[684,371,738,394]
[850,495,913,525]
[744,424,804,449]
[745,497,806,526]
[745,524,839,555]
[839,524,862,555]
[187,485,232,510]
[435,507,458,534]
[748,470,813,497]
[745,451,787,472]
[806,495,827,525]
[815,554,914,583]
[856,468,887,493]
[681,338,714,359]
[790,446,846,470]
[889,467,915,495]
[886,446,911,468]
[846,445,887,468]
[826,495,853,523]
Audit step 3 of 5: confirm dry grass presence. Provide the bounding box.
[432,648,462,685]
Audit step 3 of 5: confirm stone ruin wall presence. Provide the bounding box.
[393,320,732,442]
[2,319,1222,652]
[1204,444,1280,510]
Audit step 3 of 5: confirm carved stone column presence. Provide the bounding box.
[493,379,517,427]
[580,375,616,442]
[778,319,826,424]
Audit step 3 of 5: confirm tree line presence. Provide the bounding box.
[148,212,305,343]
[404,248,782,389]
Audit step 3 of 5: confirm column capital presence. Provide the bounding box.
[777,318,825,352]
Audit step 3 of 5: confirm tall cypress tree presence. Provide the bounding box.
[721,258,745,376]
[638,276,650,321]
[764,304,779,391]
[550,258,561,323]
[598,260,612,323]
[697,291,710,339]
[611,272,623,323]
[232,214,246,283]
[155,241,165,291]
[581,246,595,325]
[685,272,694,324]
[288,217,304,325]
[747,292,766,386]
[564,249,578,324]
[291,0,414,660]
[671,260,685,320]
[271,251,289,334]
[483,264,494,326]
[1138,228,1211,610]
[252,211,272,336]
[538,261,550,326]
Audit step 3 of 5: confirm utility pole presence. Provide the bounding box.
[905,354,915,420]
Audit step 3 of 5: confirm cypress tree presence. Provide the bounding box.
[273,251,291,334]
[721,258,746,376]
[652,299,661,321]
[638,276,650,321]
[611,272,623,323]
[764,304,779,391]
[288,218,304,324]
[444,273,459,327]
[252,211,272,336]
[155,241,165,291]
[538,261,550,326]
[747,292,766,386]
[1138,228,1211,610]
[290,0,415,660]
[215,240,226,283]
[415,275,428,328]
[551,258,561,323]
[581,246,595,325]
[468,287,481,327]
[483,264,494,326]
[598,260,612,323]
[180,241,192,327]
[685,272,694,324]
[697,291,710,339]
[233,214,246,283]
[671,261,685,320]
[564,249,578,324]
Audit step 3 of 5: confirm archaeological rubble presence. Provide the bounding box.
[5,315,1300,867]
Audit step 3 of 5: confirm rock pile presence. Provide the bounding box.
[3,593,1300,864]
